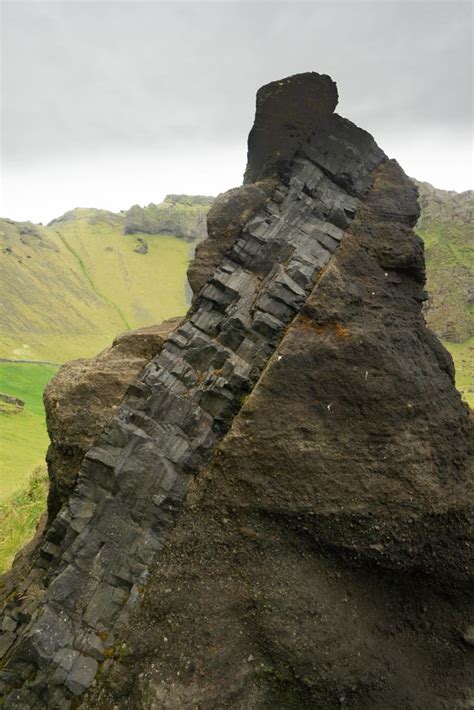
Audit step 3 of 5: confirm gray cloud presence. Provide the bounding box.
[1,1,472,221]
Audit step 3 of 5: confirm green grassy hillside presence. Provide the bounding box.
[0,466,48,573]
[414,180,473,344]
[0,362,57,502]
[413,180,473,407]
[0,209,192,364]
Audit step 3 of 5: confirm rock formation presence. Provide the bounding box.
[124,195,214,241]
[43,319,181,521]
[0,72,472,709]
[0,394,25,414]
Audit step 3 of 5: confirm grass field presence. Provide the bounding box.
[0,361,58,502]
[0,465,48,574]
[444,338,474,408]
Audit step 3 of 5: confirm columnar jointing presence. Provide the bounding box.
[0,115,384,707]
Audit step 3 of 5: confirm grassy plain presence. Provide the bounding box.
[0,466,48,574]
[0,362,57,502]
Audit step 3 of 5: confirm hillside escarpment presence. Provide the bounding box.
[0,196,207,364]
[124,194,214,240]
[414,180,473,344]
[1,72,473,709]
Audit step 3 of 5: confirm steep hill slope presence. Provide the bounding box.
[413,181,473,406]
[0,196,211,364]
[414,180,473,344]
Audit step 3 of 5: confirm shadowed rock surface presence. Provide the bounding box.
[0,72,472,709]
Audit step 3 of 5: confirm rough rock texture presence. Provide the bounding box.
[244,72,338,183]
[0,393,25,414]
[187,180,276,300]
[415,180,474,222]
[1,72,473,709]
[124,194,214,240]
[133,237,148,254]
[44,319,181,520]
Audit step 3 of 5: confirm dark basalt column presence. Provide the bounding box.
[244,72,338,184]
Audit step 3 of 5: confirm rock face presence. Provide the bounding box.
[186,181,277,300]
[44,319,181,520]
[1,72,473,709]
[244,72,338,183]
[415,180,474,222]
[0,393,25,414]
[124,194,214,240]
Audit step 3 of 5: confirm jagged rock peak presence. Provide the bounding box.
[244,71,338,183]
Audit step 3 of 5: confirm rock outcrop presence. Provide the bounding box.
[415,180,474,223]
[124,194,214,240]
[0,393,25,415]
[1,72,472,709]
[44,319,181,521]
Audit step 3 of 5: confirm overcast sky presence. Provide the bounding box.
[1,0,472,223]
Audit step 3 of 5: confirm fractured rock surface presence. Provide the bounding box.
[44,319,181,520]
[1,72,472,709]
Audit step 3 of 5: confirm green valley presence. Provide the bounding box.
[0,207,198,364]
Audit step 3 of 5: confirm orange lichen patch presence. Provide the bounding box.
[334,322,350,340]
[315,264,328,282]
[294,314,315,332]
[294,316,350,341]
